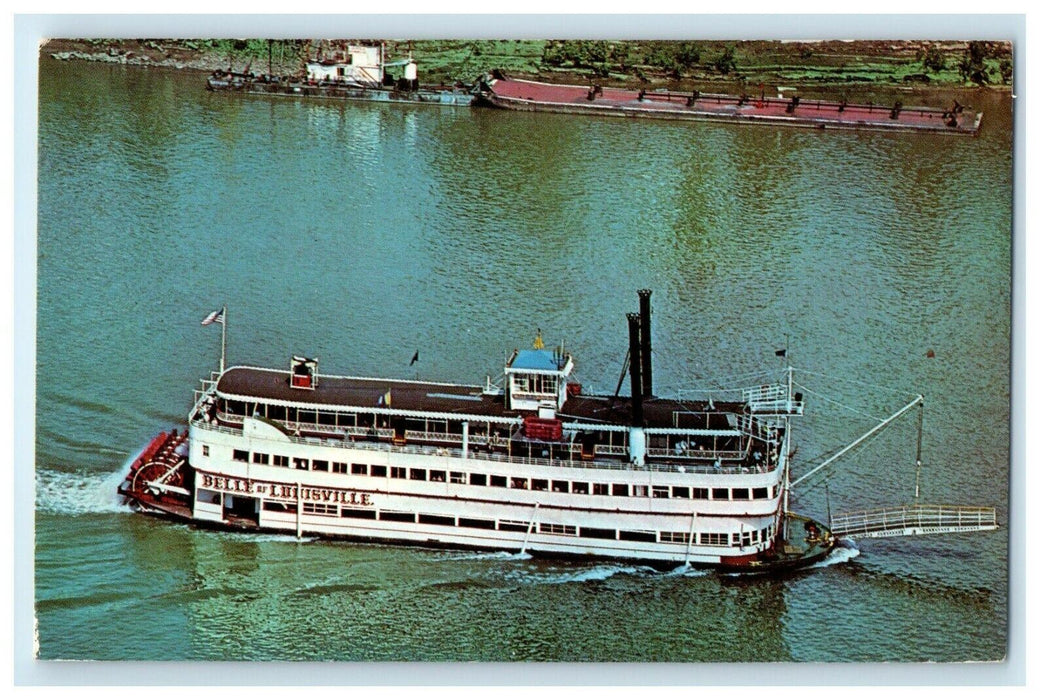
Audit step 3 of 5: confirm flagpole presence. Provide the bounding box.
[220,305,227,374]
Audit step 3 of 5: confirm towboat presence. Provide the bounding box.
[207,43,474,107]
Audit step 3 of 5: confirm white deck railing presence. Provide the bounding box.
[831,504,998,538]
[190,417,772,475]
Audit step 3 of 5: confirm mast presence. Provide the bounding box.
[825,484,833,525]
[783,366,793,514]
[220,305,227,374]
[914,397,924,502]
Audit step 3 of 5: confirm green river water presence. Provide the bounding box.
[31,57,1014,674]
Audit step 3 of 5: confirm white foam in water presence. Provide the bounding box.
[805,539,861,569]
[551,564,658,583]
[662,564,713,578]
[438,553,710,582]
[507,563,658,585]
[215,532,313,544]
[36,465,133,516]
[438,550,532,561]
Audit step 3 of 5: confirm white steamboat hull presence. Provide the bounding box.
[186,421,784,566]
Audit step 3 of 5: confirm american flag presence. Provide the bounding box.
[201,309,225,326]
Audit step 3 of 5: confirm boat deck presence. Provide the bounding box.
[216,366,746,431]
[483,77,982,135]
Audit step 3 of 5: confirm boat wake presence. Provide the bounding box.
[35,465,131,516]
[433,553,711,580]
[504,563,660,585]
[662,564,713,578]
[209,531,315,544]
[438,550,534,561]
[805,539,861,569]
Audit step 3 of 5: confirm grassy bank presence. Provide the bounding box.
[43,38,1012,94]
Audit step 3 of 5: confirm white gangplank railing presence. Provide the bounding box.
[831,504,998,538]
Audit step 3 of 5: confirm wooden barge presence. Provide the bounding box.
[475,75,983,135]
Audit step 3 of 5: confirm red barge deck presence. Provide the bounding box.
[477,76,982,136]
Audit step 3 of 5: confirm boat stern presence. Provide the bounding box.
[118,429,193,516]
[719,513,837,574]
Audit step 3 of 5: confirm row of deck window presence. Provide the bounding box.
[227,447,778,502]
[263,499,773,547]
[213,403,756,460]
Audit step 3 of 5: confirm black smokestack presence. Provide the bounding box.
[627,312,644,427]
[638,289,653,398]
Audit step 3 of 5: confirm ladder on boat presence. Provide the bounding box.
[830,504,998,539]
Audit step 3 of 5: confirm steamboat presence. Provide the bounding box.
[118,291,996,572]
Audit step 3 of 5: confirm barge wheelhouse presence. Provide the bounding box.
[120,292,834,570]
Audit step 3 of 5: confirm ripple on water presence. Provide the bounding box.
[33,59,1013,663]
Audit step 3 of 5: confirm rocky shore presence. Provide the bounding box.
[44,39,300,74]
[42,38,1012,97]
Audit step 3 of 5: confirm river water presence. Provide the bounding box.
[33,58,1013,670]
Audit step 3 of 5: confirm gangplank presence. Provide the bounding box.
[787,379,1000,548]
[830,504,998,539]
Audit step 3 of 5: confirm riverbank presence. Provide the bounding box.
[43,38,1011,99]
